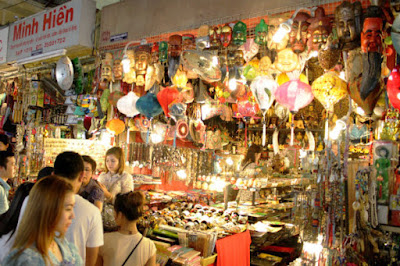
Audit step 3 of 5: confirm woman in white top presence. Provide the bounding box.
[96,191,156,266]
[98,147,133,203]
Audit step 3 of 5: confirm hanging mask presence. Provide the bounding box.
[168,35,182,58]
[232,21,247,46]
[360,7,384,101]
[259,56,272,75]
[101,53,113,82]
[255,19,268,46]
[307,7,331,52]
[289,12,311,54]
[267,18,290,51]
[151,43,160,64]
[220,24,232,48]
[334,1,363,51]
[182,34,196,51]
[159,41,168,63]
[135,46,151,75]
[274,48,299,73]
[209,26,222,49]
[113,59,123,80]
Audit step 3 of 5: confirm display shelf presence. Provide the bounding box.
[380,225,400,233]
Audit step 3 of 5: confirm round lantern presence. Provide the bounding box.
[250,75,277,112]
[117,91,140,117]
[106,118,125,135]
[136,93,163,118]
[274,79,314,112]
[311,72,348,111]
[276,73,308,86]
[157,86,180,117]
[387,66,400,110]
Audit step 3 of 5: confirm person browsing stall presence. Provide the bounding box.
[98,147,133,203]
[96,191,156,266]
[17,152,104,266]
[0,151,16,215]
[3,176,82,265]
[79,155,104,211]
[0,182,34,263]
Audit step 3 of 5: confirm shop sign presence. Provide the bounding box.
[7,0,95,62]
[110,32,128,42]
[0,27,8,64]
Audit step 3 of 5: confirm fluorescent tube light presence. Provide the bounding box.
[16,49,67,65]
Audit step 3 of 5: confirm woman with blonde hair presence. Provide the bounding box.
[3,175,82,265]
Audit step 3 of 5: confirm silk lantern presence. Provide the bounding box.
[117,91,140,117]
[387,67,400,110]
[274,79,314,112]
[136,93,163,118]
[311,72,347,111]
[250,75,277,112]
[106,118,125,135]
[157,86,180,117]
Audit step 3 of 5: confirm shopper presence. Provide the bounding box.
[0,134,13,153]
[237,144,262,203]
[2,175,82,265]
[16,152,103,266]
[0,182,34,263]
[0,151,15,215]
[79,155,104,211]
[98,147,133,203]
[36,166,54,181]
[96,191,156,266]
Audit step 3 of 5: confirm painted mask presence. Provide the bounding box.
[267,18,289,51]
[135,47,151,75]
[234,50,245,66]
[227,51,236,68]
[182,34,196,51]
[159,41,168,63]
[274,48,299,73]
[113,59,122,80]
[255,19,268,46]
[361,17,383,53]
[220,24,232,47]
[151,43,159,64]
[209,26,222,49]
[232,21,247,46]
[168,35,182,57]
[307,7,332,52]
[101,52,113,82]
[122,50,136,84]
[259,56,272,75]
[289,12,311,54]
[334,1,362,51]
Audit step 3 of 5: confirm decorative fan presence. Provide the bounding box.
[56,56,74,91]
[181,50,221,82]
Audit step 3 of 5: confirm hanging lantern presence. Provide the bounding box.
[108,91,125,106]
[311,72,348,111]
[106,118,125,135]
[157,86,180,117]
[117,91,140,117]
[276,73,308,85]
[274,79,314,112]
[250,75,277,112]
[136,93,163,118]
[387,67,400,110]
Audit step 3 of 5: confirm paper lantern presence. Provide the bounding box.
[276,73,308,85]
[106,118,125,135]
[235,99,260,118]
[250,75,277,112]
[83,116,92,131]
[136,93,163,118]
[108,91,125,106]
[387,67,400,110]
[117,92,140,117]
[274,79,314,112]
[311,72,347,110]
[157,86,180,117]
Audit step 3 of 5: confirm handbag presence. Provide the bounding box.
[122,236,144,266]
[101,175,123,231]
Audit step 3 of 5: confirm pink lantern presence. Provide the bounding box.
[274,79,314,112]
[387,66,400,110]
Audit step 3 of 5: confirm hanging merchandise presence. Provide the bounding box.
[387,66,400,110]
[232,21,247,46]
[180,50,222,82]
[108,90,125,106]
[311,72,348,111]
[157,86,180,117]
[274,79,314,113]
[136,92,163,118]
[117,91,140,117]
[56,56,74,91]
[106,117,125,135]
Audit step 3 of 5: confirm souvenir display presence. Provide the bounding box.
[7,2,400,265]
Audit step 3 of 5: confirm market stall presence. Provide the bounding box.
[2,0,400,265]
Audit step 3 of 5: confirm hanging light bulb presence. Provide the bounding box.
[121,55,131,74]
[272,21,292,43]
[228,78,237,91]
[177,169,187,179]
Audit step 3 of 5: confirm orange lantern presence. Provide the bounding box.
[157,86,180,117]
[106,118,125,135]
